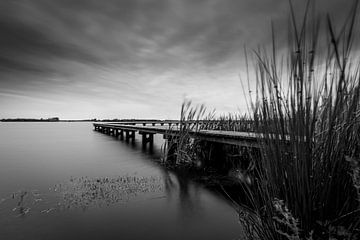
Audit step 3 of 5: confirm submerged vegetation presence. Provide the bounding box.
[0,175,164,217]
[167,1,360,239]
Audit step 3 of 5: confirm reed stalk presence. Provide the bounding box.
[240,0,360,239]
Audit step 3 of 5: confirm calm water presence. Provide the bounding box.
[0,122,242,240]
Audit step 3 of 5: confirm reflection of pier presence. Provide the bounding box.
[93,121,259,151]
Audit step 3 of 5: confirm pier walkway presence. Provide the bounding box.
[93,121,259,149]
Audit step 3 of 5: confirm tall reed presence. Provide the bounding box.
[165,100,254,173]
[240,0,360,239]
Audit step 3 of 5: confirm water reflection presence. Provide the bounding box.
[0,123,242,240]
[161,169,203,220]
[1,171,211,221]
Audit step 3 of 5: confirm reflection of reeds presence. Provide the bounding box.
[238,1,360,239]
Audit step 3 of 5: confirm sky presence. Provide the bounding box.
[0,0,356,119]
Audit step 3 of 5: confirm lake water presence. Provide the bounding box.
[0,122,242,240]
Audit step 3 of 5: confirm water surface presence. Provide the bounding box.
[0,122,242,240]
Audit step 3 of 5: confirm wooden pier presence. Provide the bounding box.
[93,121,259,149]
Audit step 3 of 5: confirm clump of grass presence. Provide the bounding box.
[199,113,254,132]
[163,100,211,166]
[164,100,255,176]
[240,0,360,239]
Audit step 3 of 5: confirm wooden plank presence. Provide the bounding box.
[93,123,260,147]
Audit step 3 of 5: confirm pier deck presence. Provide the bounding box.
[93,122,259,148]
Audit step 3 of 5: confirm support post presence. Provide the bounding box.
[140,132,154,150]
[148,133,154,150]
[125,130,135,143]
[119,130,124,140]
[130,131,135,143]
[141,133,147,147]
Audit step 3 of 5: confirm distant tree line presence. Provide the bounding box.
[1,117,60,122]
[0,118,179,122]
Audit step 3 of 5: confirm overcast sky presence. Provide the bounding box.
[0,0,356,119]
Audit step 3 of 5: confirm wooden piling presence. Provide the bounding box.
[119,130,124,140]
[125,130,135,143]
[140,132,154,150]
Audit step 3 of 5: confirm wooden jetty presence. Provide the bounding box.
[93,121,259,149]
[93,121,294,171]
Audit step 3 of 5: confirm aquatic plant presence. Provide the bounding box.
[0,175,164,217]
[53,175,164,210]
[163,100,211,166]
[163,100,252,178]
[169,1,360,239]
[238,0,360,239]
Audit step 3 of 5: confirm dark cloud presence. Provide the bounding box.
[0,8,102,74]
[0,0,358,118]
[1,0,356,74]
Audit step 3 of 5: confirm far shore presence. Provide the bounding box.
[0,118,175,122]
